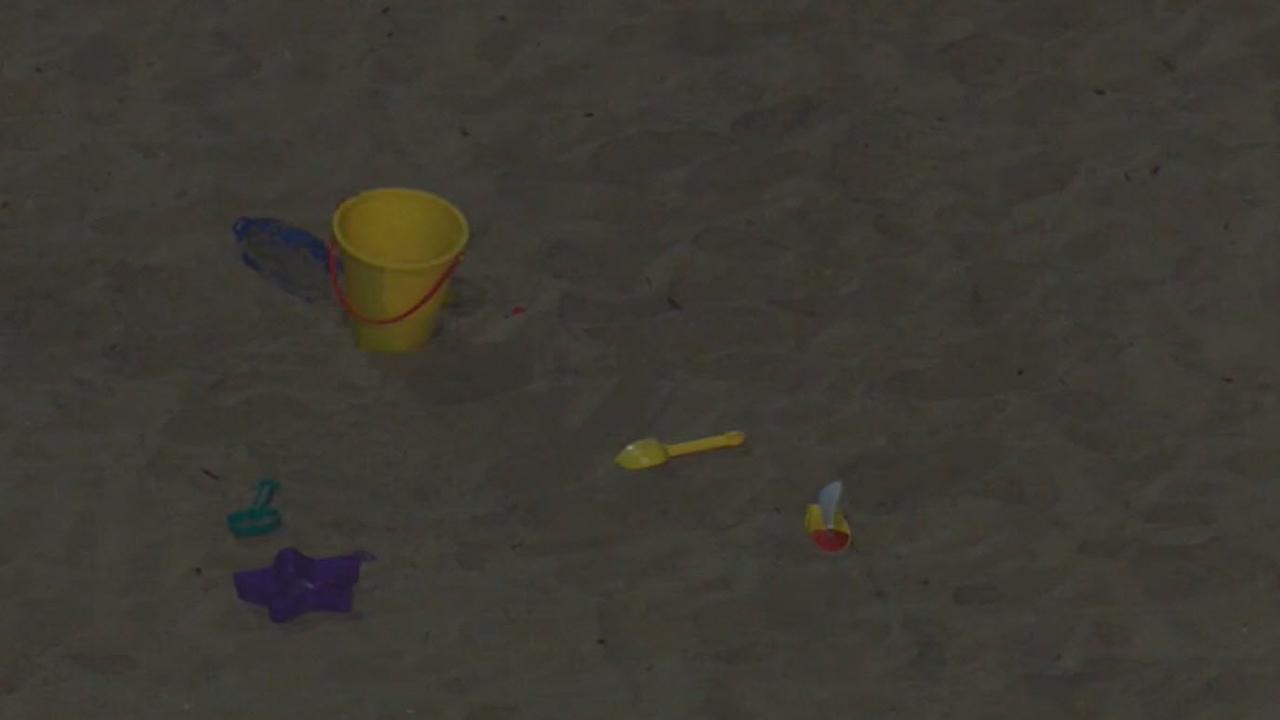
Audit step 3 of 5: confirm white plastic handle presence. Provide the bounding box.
[817,481,843,529]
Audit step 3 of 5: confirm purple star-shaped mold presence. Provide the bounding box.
[234,547,374,623]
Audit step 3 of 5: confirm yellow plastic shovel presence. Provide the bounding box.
[614,431,746,470]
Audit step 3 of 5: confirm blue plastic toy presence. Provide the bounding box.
[232,217,338,303]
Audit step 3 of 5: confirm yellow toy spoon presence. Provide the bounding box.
[614,430,746,470]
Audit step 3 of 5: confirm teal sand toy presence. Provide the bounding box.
[227,479,282,538]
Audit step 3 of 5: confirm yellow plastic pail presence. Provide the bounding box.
[329,188,469,352]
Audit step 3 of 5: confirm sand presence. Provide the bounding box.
[4,1,1280,717]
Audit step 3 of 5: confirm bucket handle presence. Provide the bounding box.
[327,240,463,326]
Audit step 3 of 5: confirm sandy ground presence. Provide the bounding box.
[4,1,1280,718]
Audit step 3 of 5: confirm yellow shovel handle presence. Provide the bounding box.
[665,431,746,458]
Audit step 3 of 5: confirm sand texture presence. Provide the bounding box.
[4,1,1280,717]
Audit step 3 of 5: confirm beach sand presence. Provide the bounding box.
[4,1,1280,717]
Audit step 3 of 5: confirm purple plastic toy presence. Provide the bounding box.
[234,547,374,623]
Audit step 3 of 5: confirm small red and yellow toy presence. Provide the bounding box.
[804,481,852,553]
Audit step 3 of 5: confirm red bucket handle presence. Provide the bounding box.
[327,240,463,326]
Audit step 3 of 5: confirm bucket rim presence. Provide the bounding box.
[331,187,470,272]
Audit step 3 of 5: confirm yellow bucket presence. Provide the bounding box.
[329,188,469,352]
